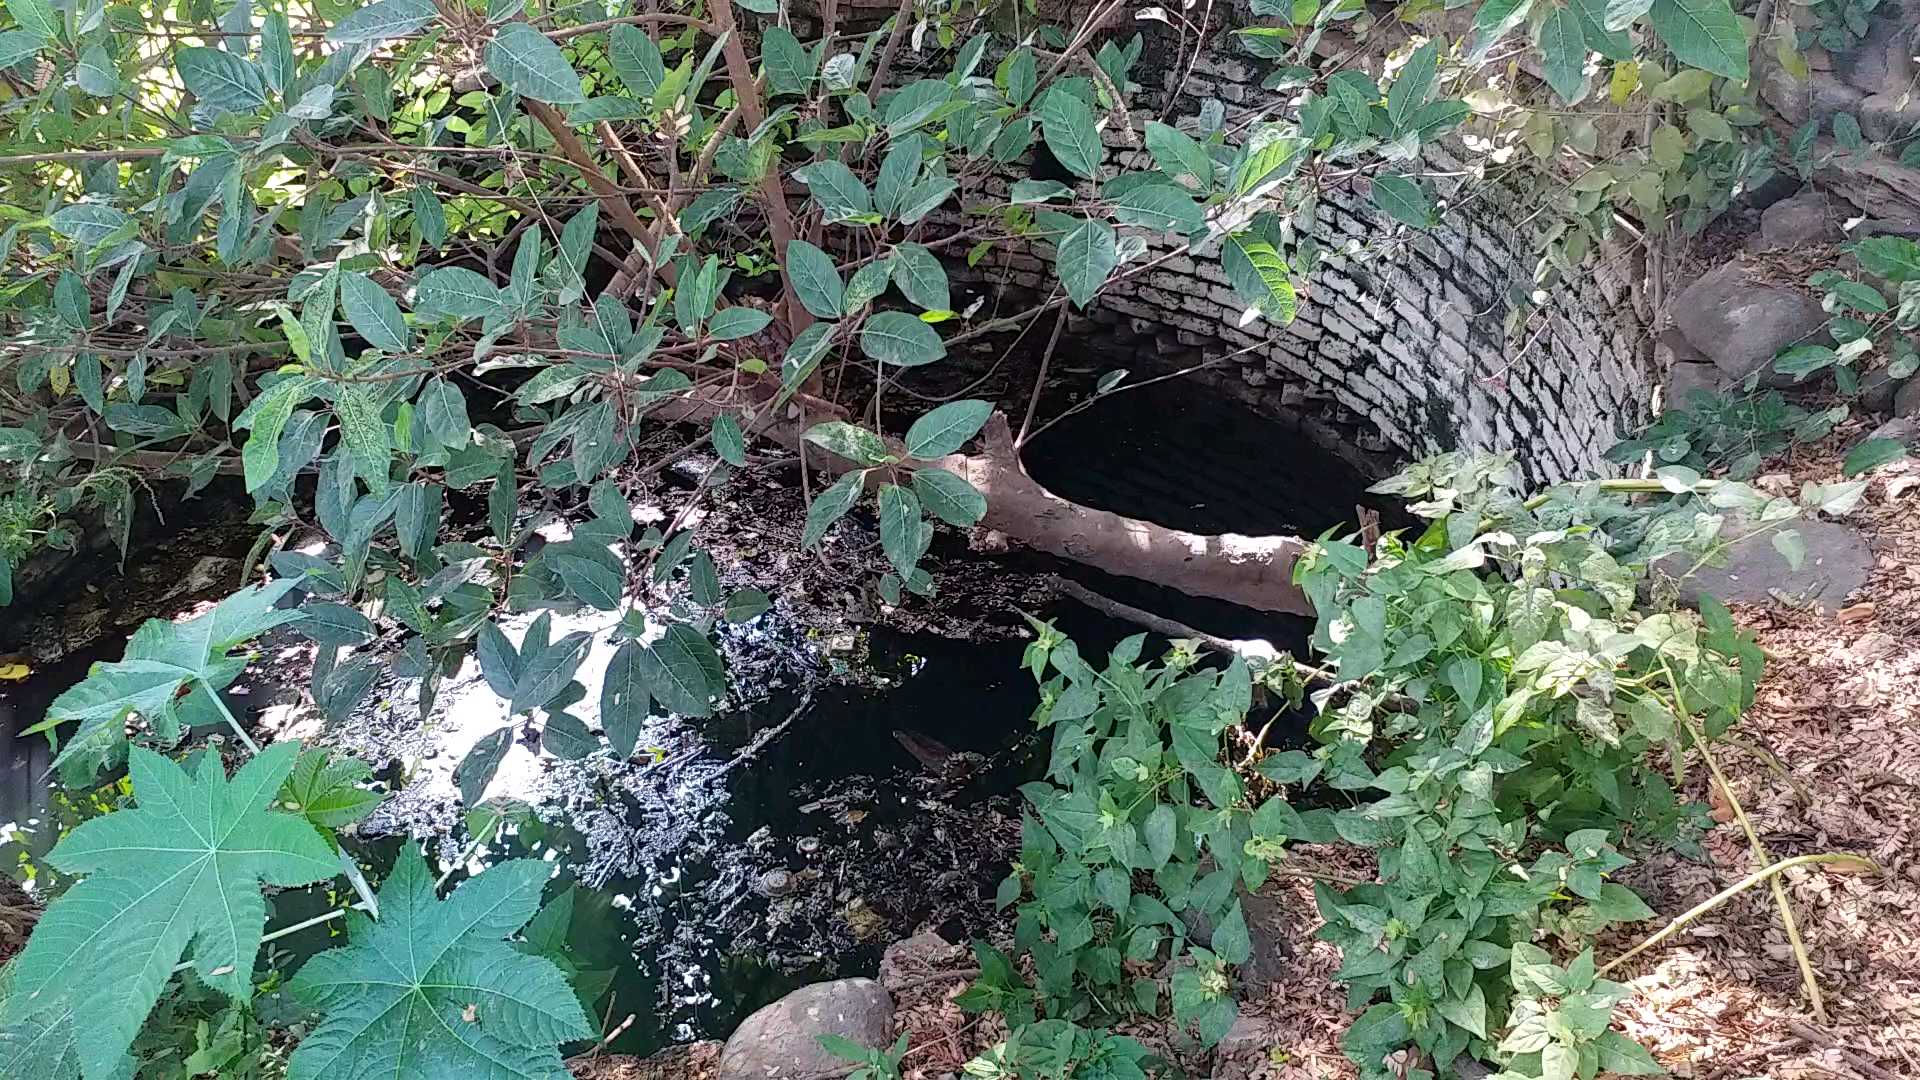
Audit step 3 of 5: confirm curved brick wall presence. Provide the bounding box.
[890,9,1658,486]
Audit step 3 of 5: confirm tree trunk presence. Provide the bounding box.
[658,381,1315,616]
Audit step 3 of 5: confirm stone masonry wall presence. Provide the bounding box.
[897,8,1658,486]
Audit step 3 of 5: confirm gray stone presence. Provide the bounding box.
[1898,375,1920,418]
[878,933,965,992]
[1215,1015,1281,1057]
[717,979,893,1080]
[1867,416,1920,446]
[1759,65,1866,128]
[1670,264,1831,386]
[1665,362,1724,409]
[1759,191,1846,249]
[1860,92,1920,142]
[1830,12,1914,96]
[1860,365,1904,413]
[1657,519,1873,615]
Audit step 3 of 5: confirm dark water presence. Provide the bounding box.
[0,378,1379,1058]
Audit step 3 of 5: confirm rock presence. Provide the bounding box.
[1830,13,1913,96]
[717,979,893,1080]
[1860,92,1920,143]
[1665,362,1724,409]
[1860,365,1903,413]
[1898,376,1920,418]
[1215,1015,1281,1057]
[1180,883,1295,994]
[1759,65,1866,128]
[1759,191,1846,249]
[1868,416,1920,446]
[1669,264,1831,386]
[879,932,966,992]
[1656,519,1873,615]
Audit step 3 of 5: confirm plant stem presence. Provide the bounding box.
[1597,852,1879,976]
[203,681,261,756]
[169,901,372,974]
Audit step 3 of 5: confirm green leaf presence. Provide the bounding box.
[1386,42,1438,130]
[415,266,504,319]
[786,239,845,319]
[891,243,951,311]
[1145,120,1213,189]
[8,0,58,39]
[419,377,471,449]
[458,727,513,806]
[287,845,594,1080]
[793,160,873,222]
[1471,0,1535,52]
[802,471,865,547]
[911,467,987,526]
[297,601,376,647]
[1371,174,1435,227]
[333,385,393,495]
[1648,0,1748,80]
[1213,900,1252,965]
[511,629,591,714]
[608,24,665,98]
[601,641,651,758]
[1040,88,1104,180]
[50,203,128,247]
[878,483,923,576]
[712,413,747,465]
[0,30,45,70]
[326,0,436,45]
[279,747,383,830]
[763,26,812,96]
[860,311,946,366]
[723,587,772,621]
[1844,437,1907,477]
[803,420,894,466]
[1593,1031,1665,1075]
[640,623,725,716]
[1572,0,1636,58]
[1538,5,1589,102]
[236,375,319,492]
[1588,882,1657,922]
[1056,217,1118,309]
[1112,183,1206,236]
[339,272,409,352]
[884,79,953,137]
[1436,983,1489,1038]
[177,46,267,112]
[709,306,773,340]
[0,744,335,1080]
[1221,234,1297,322]
[905,400,992,458]
[485,22,587,104]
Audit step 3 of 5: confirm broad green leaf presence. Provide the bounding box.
[8,0,58,39]
[1056,217,1118,309]
[287,845,593,1080]
[177,46,267,112]
[884,79,953,137]
[1572,0,1636,58]
[1212,900,1252,965]
[1040,88,1103,180]
[326,0,436,45]
[297,601,376,647]
[803,420,894,466]
[415,267,504,319]
[0,744,335,1080]
[510,629,591,714]
[608,24,665,98]
[1221,234,1297,323]
[1371,174,1435,227]
[339,272,409,352]
[485,22,587,104]
[786,239,845,318]
[877,483,923,576]
[420,377,471,449]
[1471,0,1535,52]
[0,31,45,70]
[1537,5,1589,103]
[860,311,946,366]
[763,26,812,96]
[1111,183,1205,235]
[333,385,393,495]
[1648,0,1748,80]
[905,400,992,458]
[793,160,873,222]
[708,306,773,340]
[1386,42,1438,130]
[891,243,950,311]
[1844,437,1906,477]
[801,471,865,548]
[639,623,725,717]
[236,374,319,491]
[50,203,127,247]
[458,727,513,806]
[1144,121,1213,190]
[600,642,650,758]
[912,466,987,526]
[279,747,383,830]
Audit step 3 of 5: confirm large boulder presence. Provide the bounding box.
[717,979,894,1080]
[1656,519,1873,615]
[1759,191,1847,250]
[1669,264,1831,386]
